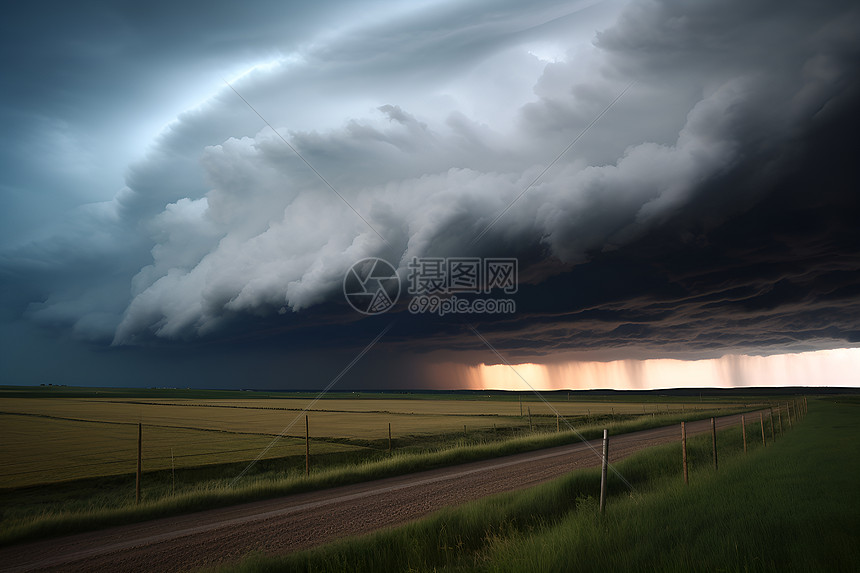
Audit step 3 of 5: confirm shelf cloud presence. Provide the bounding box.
[1,0,858,388]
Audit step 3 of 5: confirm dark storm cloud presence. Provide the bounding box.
[422,69,860,361]
[366,0,860,361]
[1,0,859,388]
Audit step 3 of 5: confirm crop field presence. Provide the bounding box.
[0,386,767,549]
[0,392,739,488]
[0,397,519,488]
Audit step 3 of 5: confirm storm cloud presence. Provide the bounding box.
[1,0,858,387]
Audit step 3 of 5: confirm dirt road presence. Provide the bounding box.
[0,412,754,572]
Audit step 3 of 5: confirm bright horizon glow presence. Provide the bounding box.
[460,348,860,391]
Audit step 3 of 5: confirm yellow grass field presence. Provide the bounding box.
[0,415,337,488]
[0,396,733,488]
[123,397,706,416]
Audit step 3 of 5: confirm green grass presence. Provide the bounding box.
[483,399,858,572]
[0,406,744,547]
[212,398,857,573]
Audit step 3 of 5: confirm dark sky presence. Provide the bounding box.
[1,0,859,390]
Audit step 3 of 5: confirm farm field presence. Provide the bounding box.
[103,397,716,415]
[0,415,357,488]
[0,387,761,548]
[0,398,514,488]
[0,393,738,488]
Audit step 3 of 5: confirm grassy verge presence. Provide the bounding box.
[0,407,746,547]
[212,398,857,573]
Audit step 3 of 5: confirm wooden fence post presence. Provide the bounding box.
[681,422,688,485]
[599,429,609,514]
[305,415,310,476]
[760,412,766,447]
[778,406,783,434]
[711,417,718,471]
[769,410,775,442]
[388,422,392,453]
[787,402,793,428]
[528,407,533,431]
[136,422,142,504]
[741,415,747,453]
